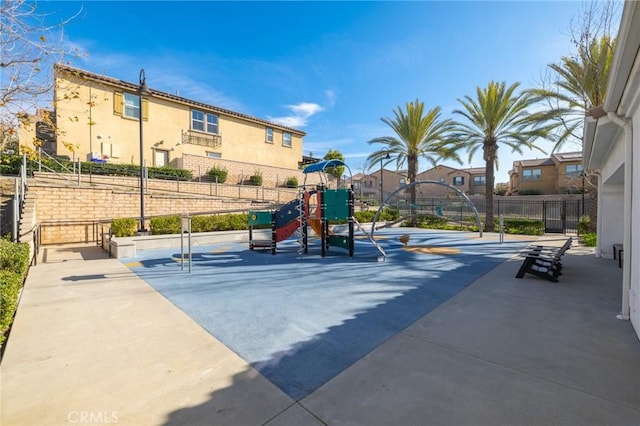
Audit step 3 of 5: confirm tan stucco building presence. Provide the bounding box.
[417,165,487,195]
[21,64,307,182]
[508,152,584,195]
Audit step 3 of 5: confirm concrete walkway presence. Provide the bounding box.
[1,237,639,425]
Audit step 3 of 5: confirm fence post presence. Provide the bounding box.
[13,179,19,242]
[21,155,27,196]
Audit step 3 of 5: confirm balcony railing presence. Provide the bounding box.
[182,129,222,149]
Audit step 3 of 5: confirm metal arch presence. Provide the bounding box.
[370,180,483,238]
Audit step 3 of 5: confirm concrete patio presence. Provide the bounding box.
[1,235,638,425]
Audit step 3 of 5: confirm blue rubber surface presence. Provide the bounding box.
[121,230,530,400]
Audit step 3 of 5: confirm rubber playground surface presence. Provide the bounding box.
[121,229,533,400]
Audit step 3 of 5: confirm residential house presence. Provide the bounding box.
[582,1,639,337]
[358,168,405,202]
[417,165,486,195]
[21,64,308,186]
[508,152,583,195]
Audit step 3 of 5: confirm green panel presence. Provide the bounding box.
[323,189,349,220]
[328,235,350,250]
[248,211,272,226]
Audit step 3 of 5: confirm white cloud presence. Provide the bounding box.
[269,102,324,128]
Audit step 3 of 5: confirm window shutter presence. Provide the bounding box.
[113,92,123,116]
[142,98,149,121]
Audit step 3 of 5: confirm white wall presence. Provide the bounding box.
[598,182,625,259]
[629,106,640,332]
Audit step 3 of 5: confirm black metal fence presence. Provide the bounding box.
[388,196,589,235]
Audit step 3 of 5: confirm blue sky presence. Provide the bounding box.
[39,0,596,183]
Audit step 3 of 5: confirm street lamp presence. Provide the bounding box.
[138,69,150,233]
[380,151,390,204]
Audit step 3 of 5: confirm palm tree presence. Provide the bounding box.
[527,35,616,232]
[451,81,553,232]
[528,35,615,151]
[367,99,459,222]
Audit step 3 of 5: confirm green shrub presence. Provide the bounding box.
[248,171,263,186]
[0,240,30,276]
[150,216,181,235]
[380,207,400,222]
[191,216,218,233]
[285,176,298,188]
[582,232,597,246]
[354,210,376,223]
[110,218,137,237]
[500,218,544,236]
[208,165,228,183]
[148,166,192,181]
[0,270,24,345]
[577,215,590,235]
[0,239,30,346]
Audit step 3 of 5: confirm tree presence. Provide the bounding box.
[451,81,553,232]
[526,2,618,231]
[0,0,80,153]
[367,99,459,221]
[323,149,345,183]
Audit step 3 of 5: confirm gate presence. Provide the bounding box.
[489,198,587,234]
[544,200,565,233]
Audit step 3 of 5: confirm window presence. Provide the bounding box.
[472,176,486,185]
[566,164,583,178]
[439,177,445,183]
[453,176,464,186]
[266,128,274,143]
[365,180,373,188]
[522,168,541,181]
[124,93,140,119]
[206,114,219,134]
[206,152,221,158]
[282,132,292,147]
[400,178,406,187]
[191,110,219,134]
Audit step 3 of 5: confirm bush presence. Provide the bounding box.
[150,216,181,235]
[0,240,30,276]
[577,215,590,235]
[208,165,228,183]
[248,171,263,186]
[0,239,30,346]
[500,218,544,236]
[582,232,597,247]
[285,176,298,188]
[184,214,250,233]
[0,270,24,345]
[148,166,192,181]
[110,218,137,237]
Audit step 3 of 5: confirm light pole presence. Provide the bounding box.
[380,151,390,204]
[581,170,586,216]
[138,69,150,233]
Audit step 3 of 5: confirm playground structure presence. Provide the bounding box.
[248,162,484,258]
[248,159,386,258]
[248,184,354,256]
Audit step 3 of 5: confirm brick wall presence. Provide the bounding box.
[29,177,297,244]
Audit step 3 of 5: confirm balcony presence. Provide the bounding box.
[182,129,221,149]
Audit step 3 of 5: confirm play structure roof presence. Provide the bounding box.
[303,159,346,174]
